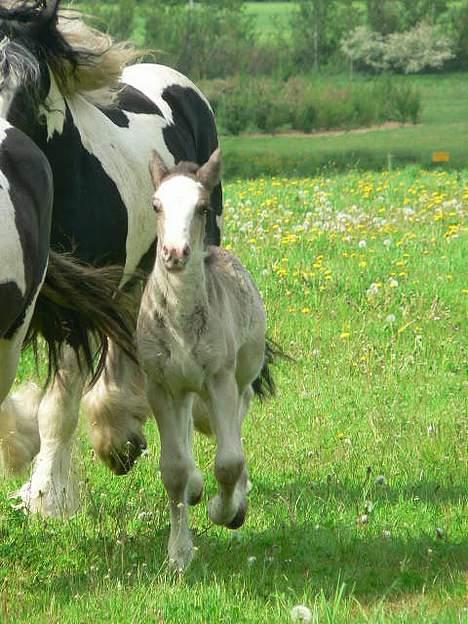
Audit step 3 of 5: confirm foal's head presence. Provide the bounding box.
[149,149,222,272]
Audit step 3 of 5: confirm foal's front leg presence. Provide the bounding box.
[147,384,195,571]
[13,347,86,516]
[206,371,248,529]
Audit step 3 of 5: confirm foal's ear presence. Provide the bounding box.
[197,149,222,192]
[149,151,169,189]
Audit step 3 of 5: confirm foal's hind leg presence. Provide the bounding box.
[206,371,248,529]
[13,347,86,516]
[84,341,149,475]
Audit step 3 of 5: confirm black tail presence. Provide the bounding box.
[25,252,137,386]
[252,338,290,401]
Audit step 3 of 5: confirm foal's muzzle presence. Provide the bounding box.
[161,243,191,271]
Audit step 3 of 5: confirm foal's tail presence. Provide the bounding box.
[25,252,137,386]
[252,338,289,401]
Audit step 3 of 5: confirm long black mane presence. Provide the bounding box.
[0,0,136,108]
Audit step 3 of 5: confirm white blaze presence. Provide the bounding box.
[156,176,202,250]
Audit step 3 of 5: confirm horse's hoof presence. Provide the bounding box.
[226,499,248,530]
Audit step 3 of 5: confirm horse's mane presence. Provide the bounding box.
[0,1,140,106]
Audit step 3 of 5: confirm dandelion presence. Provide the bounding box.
[247,556,257,565]
[382,530,391,539]
[367,282,380,296]
[290,605,312,622]
[385,314,396,323]
[374,475,386,485]
[358,239,367,248]
[388,277,399,288]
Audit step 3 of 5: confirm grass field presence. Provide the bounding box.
[221,73,468,177]
[244,2,296,38]
[1,167,466,622]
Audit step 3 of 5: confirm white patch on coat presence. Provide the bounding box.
[156,176,203,250]
[0,123,26,295]
[41,73,66,140]
[60,92,174,279]
[122,63,213,124]
[0,86,15,118]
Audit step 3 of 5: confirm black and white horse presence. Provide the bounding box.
[0,0,222,515]
[0,117,136,477]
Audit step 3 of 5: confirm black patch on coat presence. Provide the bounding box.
[97,84,164,129]
[0,126,53,337]
[161,85,222,246]
[0,282,25,339]
[38,105,128,267]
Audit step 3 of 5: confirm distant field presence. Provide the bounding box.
[221,73,468,176]
[244,1,296,38]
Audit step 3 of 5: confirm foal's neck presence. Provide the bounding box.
[152,252,208,320]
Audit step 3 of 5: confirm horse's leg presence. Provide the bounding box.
[0,310,41,475]
[12,346,86,516]
[147,383,194,571]
[83,341,149,475]
[186,416,204,506]
[206,371,248,529]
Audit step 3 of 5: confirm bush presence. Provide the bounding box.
[341,22,455,74]
[202,75,422,135]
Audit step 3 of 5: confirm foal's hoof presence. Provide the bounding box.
[226,499,248,530]
[107,434,147,475]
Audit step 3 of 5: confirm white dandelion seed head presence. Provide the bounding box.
[290,604,312,622]
[247,556,257,565]
[367,282,380,296]
[374,475,386,485]
[385,314,396,323]
[388,278,399,288]
[383,238,392,247]
[358,239,367,248]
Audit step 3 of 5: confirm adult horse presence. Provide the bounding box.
[0,0,222,515]
[0,118,136,476]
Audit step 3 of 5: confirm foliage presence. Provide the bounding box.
[1,167,467,623]
[384,22,455,73]
[143,1,253,79]
[202,75,421,135]
[341,22,455,74]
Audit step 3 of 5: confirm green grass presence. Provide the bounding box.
[1,168,467,622]
[244,2,297,39]
[221,73,468,176]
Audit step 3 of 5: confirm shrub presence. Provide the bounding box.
[341,22,455,74]
[384,22,455,73]
[204,75,421,135]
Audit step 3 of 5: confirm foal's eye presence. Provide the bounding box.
[197,203,209,216]
[153,198,162,213]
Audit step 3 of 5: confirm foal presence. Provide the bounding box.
[138,149,269,570]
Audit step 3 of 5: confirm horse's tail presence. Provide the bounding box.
[25,252,137,386]
[252,338,290,401]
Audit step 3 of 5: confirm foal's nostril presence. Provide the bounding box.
[183,244,191,258]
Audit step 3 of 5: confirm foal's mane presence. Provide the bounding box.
[0,0,139,106]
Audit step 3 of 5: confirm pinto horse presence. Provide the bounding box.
[0,0,222,515]
[0,118,136,476]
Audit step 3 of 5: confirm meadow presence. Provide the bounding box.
[221,73,468,177]
[1,167,466,623]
